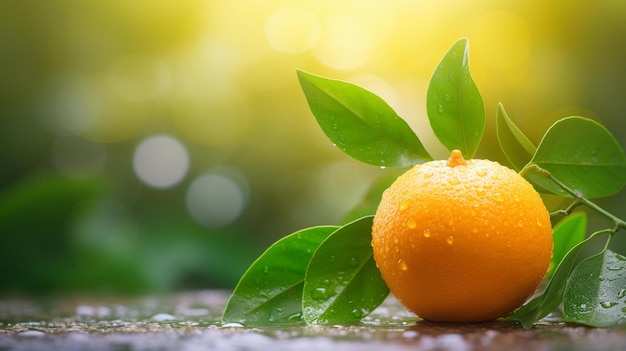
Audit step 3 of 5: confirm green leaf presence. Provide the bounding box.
[426,37,485,158]
[563,249,626,327]
[297,69,432,168]
[222,225,338,325]
[496,103,536,171]
[548,212,587,278]
[505,229,607,328]
[524,116,626,198]
[303,216,389,324]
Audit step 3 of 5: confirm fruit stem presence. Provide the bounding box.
[447,150,467,167]
[529,165,626,231]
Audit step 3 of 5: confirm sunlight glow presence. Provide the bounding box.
[471,10,532,69]
[314,15,374,70]
[265,6,321,54]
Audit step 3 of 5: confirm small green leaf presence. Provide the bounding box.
[426,37,485,158]
[496,103,536,171]
[563,249,626,327]
[303,216,389,325]
[222,226,338,325]
[506,229,607,328]
[548,212,587,278]
[297,70,432,168]
[524,116,626,198]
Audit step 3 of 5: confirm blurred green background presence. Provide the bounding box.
[1,0,625,295]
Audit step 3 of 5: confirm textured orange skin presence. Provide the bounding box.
[371,151,553,322]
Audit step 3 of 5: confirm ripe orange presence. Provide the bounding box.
[371,150,553,322]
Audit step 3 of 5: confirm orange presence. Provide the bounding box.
[371,150,553,322]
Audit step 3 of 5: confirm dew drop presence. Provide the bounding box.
[423,229,431,238]
[349,257,359,267]
[311,287,330,301]
[536,220,544,227]
[331,123,339,130]
[600,301,618,309]
[443,93,451,102]
[399,199,412,211]
[448,178,460,186]
[447,236,454,245]
[517,221,524,228]
[476,170,487,177]
[437,104,444,113]
[493,193,504,203]
[407,219,417,229]
[263,266,269,274]
[423,172,433,179]
[398,259,408,271]
[472,227,478,234]
[329,255,336,263]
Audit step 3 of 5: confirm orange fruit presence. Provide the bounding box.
[371,150,553,322]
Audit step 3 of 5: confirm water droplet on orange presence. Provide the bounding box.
[407,219,417,229]
[399,199,412,211]
[447,236,454,245]
[423,229,431,238]
[398,259,408,271]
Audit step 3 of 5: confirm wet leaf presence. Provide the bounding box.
[496,103,536,171]
[222,226,338,325]
[303,216,389,324]
[549,212,587,278]
[426,37,485,158]
[297,70,432,168]
[506,230,607,328]
[563,249,626,327]
[524,117,626,198]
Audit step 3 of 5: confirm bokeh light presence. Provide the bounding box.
[133,135,189,189]
[186,170,248,227]
[33,73,101,136]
